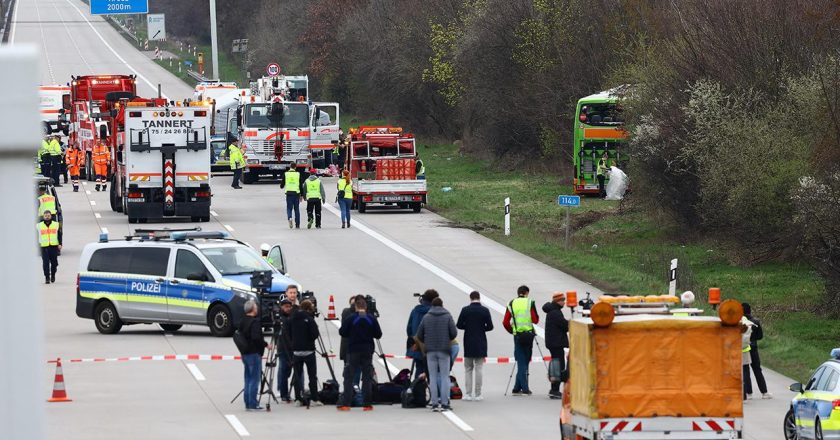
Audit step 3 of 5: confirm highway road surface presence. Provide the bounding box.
[10,0,799,438]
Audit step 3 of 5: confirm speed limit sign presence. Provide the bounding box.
[266,63,281,77]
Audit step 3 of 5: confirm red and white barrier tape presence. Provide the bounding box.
[47,354,552,364]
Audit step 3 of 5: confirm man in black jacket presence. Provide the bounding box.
[274,299,294,403]
[543,292,569,399]
[742,303,771,399]
[289,300,321,406]
[456,291,493,401]
[239,300,267,410]
[337,296,383,411]
[339,295,361,387]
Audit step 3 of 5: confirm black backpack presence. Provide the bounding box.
[400,377,429,408]
[319,380,340,405]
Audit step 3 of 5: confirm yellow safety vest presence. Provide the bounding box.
[337,179,353,199]
[39,140,50,159]
[508,297,534,334]
[48,139,62,156]
[38,194,57,217]
[284,170,300,194]
[228,145,245,169]
[38,221,60,247]
[597,158,608,176]
[305,178,322,200]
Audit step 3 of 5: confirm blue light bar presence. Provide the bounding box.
[170,231,229,241]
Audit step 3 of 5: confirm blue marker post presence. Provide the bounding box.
[557,195,581,250]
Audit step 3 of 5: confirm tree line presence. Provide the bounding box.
[155,0,840,315]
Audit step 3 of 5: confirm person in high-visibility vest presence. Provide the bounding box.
[283,167,302,229]
[304,168,325,229]
[740,316,755,401]
[38,210,62,284]
[39,136,52,179]
[37,187,57,219]
[503,285,540,395]
[228,139,245,189]
[47,135,63,187]
[337,170,353,229]
[65,143,85,192]
[92,141,110,192]
[596,151,609,199]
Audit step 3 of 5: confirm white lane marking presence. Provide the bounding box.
[442,411,475,432]
[86,190,91,195]
[322,203,545,338]
[101,227,108,234]
[82,181,87,186]
[89,200,96,206]
[224,415,250,437]
[33,0,56,82]
[210,210,219,217]
[327,319,400,376]
[224,224,234,232]
[51,0,93,72]
[94,213,101,219]
[62,0,169,99]
[186,363,206,381]
[9,0,20,44]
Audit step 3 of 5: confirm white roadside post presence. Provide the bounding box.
[209,0,220,80]
[668,258,678,296]
[504,197,511,236]
[0,45,44,440]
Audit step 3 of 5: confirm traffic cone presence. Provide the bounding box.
[326,295,337,320]
[48,358,72,402]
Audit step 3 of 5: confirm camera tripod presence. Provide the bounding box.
[231,330,282,411]
[504,335,549,396]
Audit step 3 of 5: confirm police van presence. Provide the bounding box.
[76,229,297,336]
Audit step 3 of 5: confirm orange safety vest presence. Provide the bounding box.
[93,143,109,165]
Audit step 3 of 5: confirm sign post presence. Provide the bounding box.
[668,258,678,296]
[146,14,166,42]
[90,0,148,15]
[504,197,511,236]
[557,195,581,249]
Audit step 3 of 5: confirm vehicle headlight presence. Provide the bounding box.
[233,289,255,300]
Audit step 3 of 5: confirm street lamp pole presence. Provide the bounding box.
[209,0,220,80]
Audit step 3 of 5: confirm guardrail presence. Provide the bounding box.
[187,70,212,82]
[104,15,140,46]
[1,0,18,43]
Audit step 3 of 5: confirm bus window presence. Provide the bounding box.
[579,103,623,126]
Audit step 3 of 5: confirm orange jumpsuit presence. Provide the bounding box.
[92,142,110,184]
[65,147,84,178]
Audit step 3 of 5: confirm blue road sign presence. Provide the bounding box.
[90,0,148,15]
[557,195,581,207]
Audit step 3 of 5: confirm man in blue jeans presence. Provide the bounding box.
[239,300,267,410]
[283,167,303,229]
[503,285,539,396]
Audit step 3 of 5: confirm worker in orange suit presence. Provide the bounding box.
[92,141,110,192]
[65,143,85,192]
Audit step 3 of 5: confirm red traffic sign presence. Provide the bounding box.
[266,63,281,77]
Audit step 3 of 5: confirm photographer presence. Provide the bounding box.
[337,296,382,411]
[238,300,267,411]
[275,299,295,403]
[340,295,362,387]
[289,299,321,406]
[406,289,439,379]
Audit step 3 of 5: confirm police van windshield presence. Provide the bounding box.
[200,246,274,275]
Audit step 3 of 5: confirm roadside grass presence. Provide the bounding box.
[423,142,836,381]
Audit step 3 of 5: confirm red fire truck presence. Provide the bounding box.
[346,126,427,213]
[67,75,137,181]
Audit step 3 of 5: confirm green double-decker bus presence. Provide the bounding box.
[572,89,628,195]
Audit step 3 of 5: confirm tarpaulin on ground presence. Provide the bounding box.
[605,166,628,200]
[569,316,743,419]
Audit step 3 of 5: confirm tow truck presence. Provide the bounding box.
[67,75,137,181]
[229,75,339,184]
[192,81,248,137]
[107,97,212,223]
[39,85,70,135]
[345,126,426,213]
[560,292,745,439]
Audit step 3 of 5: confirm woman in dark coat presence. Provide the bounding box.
[542,292,569,399]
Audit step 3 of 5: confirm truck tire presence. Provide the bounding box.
[358,197,367,213]
[94,301,123,334]
[412,203,422,213]
[242,172,257,184]
[208,304,233,337]
[109,178,117,211]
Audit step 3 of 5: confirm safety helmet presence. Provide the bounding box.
[680,291,695,306]
[260,243,270,252]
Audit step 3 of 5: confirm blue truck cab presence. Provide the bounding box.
[75,230,299,337]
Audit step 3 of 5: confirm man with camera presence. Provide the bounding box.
[289,299,322,406]
[406,289,439,379]
[337,296,383,411]
[236,300,268,411]
[503,285,539,396]
[274,299,295,403]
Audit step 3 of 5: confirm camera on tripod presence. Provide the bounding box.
[250,270,281,327]
[365,294,379,318]
[299,290,319,316]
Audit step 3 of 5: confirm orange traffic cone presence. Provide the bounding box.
[326,295,337,320]
[47,358,72,402]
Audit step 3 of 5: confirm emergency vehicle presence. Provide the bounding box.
[230,75,339,184]
[67,75,137,181]
[39,85,70,135]
[192,81,247,137]
[560,293,746,439]
[107,98,213,223]
[345,126,427,213]
[785,349,840,440]
[76,229,298,337]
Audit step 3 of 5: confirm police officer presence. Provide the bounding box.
[229,139,245,189]
[304,168,325,229]
[503,285,539,396]
[37,187,57,219]
[38,210,62,284]
[39,136,52,179]
[283,166,302,229]
[47,135,63,186]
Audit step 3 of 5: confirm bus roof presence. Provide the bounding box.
[577,85,630,105]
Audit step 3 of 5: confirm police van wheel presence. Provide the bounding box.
[815,418,824,440]
[94,301,123,334]
[208,304,233,337]
[160,324,183,332]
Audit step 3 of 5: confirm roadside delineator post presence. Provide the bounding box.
[504,197,511,236]
[47,358,72,403]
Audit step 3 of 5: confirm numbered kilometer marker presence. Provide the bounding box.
[557,195,581,207]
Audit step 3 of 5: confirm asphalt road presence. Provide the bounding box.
[11,0,798,438]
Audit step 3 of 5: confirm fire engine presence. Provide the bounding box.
[39,85,70,135]
[345,126,427,213]
[107,97,213,223]
[67,75,137,181]
[229,75,339,184]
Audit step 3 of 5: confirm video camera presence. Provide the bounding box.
[578,292,595,311]
[365,295,379,318]
[250,270,282,327]
[299,290,319,317]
